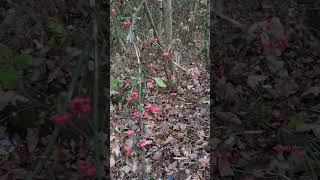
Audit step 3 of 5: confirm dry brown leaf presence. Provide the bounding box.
[26,128,39,153]
[247,75,267,89]
[218,152,234,177]
[216,111,242,125]
[0,90,29,106]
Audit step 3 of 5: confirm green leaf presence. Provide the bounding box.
[48,37,56,48]
[289,114,304,129]
[152,77,166,87]
[0,43,12,58]
[0,64,20,89]
[47,21,65,37]
[14,54,32,70]
[110,75,121,91]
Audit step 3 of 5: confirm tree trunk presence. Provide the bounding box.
[163,0,177,92]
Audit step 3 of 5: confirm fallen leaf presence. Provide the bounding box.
[0,90,29,109]
[301,86,320,98]
[121,165,131,173]
[247,75,267,89]
[26,128,39,153]
[216,111,242,125]
[110,155,115,167]
[218,152,234,177]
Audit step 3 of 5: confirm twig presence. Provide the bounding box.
[232,130,265,136]
[143,0,164,48]
[212,11,246,31]
[233,168,292,180]
[172,60,188,71]
[196,116,210,125]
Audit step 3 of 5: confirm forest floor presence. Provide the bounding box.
[211,1,320,180]
[0,1,108,179]
[110,32,210,179]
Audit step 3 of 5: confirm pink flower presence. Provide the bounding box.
[111,8,116,15]
[77,160,96,177]
[131,91,139,99]
[150,105,161,113]
[50,112,73,127]
[273,145,297,153]
[188,67,200,79]
[272,110,281,119]
[127,97,133,102]
[146,104,153,110]
[145,104,161,113]
[275,36,288,49]
[143,111,150,118]
[139,139,146,148]
[147,79,155,88]
[123,19,131,30]
[161,51,170,57]
[69,97,91,113]
[218,65,224,77]
[124,145,133,155]
[134,111,140,119]
[127,129,135,135]
[143,39,149,46]
[296,151,305,157]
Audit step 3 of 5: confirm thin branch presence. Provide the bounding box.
[143,0,164,48]
[212,11,246,31]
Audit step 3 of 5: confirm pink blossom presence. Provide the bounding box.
[161,51,170,57]
[146,104,153,110]
[131,91,139,99]
[127,97,133,102]
[124,145,133,155]
[275,36,288,49]
[143,111,150,118]
[69,97,91,113]
[134,111,140,119]
[147,79,155,88]
[150,105,161,113]
[50,112,73,127]
[127,129,135,135]
[111,8,116,15]
[123,19,131,30]
[143,39,149,46]
[272,110,281,118]
[77,160,96,177]
[273,145,297,153]
[145,104,161,114]
[296,151,305,157]
[139,139,146,148]
[188,67,200,79]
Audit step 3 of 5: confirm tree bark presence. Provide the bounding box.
[163,0,177,92]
